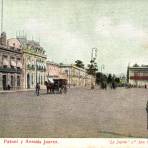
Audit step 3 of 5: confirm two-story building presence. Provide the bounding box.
[0,32,23,90]
[127,66,148,87]
[60,64,94,87]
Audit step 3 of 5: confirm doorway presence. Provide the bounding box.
[27,74,30,89]
[2,75,6,90]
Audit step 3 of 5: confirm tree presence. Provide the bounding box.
[133,63,139,67]
[75,60,85,69]
[96,72,107,85]
[59,63,64,66]
[115,77,120,83]
[86,60,98,76]
[107,74,112,84]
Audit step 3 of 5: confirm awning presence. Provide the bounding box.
[54,77,67,80]
[17,62,22,68]
[11,60,16,67]
[3,58,9,66]
[48,78,54,83]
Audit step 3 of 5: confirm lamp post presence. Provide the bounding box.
[36,59,37,86]
[1,0,3,33]
[146,101,148,130]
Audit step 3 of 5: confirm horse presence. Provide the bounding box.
[45,81,54,94]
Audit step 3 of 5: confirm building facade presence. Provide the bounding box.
[7,36,47,89]
[0,32,23,90]
[60,64,94,87]
[46,61,67,82]
[127,66,148,87]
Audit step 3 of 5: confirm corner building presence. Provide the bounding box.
[7,36,47,89]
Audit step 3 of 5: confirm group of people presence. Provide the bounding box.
[100,81,116,90]
[35,80,67,96]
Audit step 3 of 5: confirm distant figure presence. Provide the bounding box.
[104,82,107,90]
[145,84,147,89]
[7,81,11,90]
[36,83,40,96]
[7,85,10,90]
[112,82,116,89]
[63,84,67,94]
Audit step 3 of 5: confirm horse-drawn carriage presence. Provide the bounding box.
[45,78,67,94]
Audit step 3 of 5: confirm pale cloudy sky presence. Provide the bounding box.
[2,0,148,74]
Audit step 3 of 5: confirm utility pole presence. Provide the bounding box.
[1,0,3,33]
[36,59,37,85]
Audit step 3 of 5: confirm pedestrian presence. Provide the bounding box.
[36,83,40,96]
[63,84,67,94]
[145,84,147,89]
[7,81,11,90]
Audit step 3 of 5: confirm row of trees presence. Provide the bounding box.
[74,60,121,86]
[96,73,120,85]
[75,60,98,76]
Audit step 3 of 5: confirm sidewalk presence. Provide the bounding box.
[0,88,39,94]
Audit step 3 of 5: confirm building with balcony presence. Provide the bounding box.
[7,36,47,89]
[0,32,23,90]
[127,66,148,87]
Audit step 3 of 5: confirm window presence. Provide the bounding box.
[17,76,20,86]
[41,76,43,85]
[39,74,40,84]
[32,74,34,85]
[134,72,139,76]
[11,76,14,87]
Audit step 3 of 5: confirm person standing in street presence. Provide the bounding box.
[36,83,40,96]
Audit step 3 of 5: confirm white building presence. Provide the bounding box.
[127,66,148,87]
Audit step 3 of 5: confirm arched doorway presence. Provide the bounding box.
[27,74,30,89]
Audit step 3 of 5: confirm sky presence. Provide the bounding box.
[1,0,148,74]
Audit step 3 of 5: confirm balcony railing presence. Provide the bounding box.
[0,67,22,74]
[27,65,35,70]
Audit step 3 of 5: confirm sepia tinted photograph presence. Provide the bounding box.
[0,0,148,139]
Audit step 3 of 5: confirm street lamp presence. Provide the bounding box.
[36,59,38,86]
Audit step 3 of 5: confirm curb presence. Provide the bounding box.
[0,89,46,94]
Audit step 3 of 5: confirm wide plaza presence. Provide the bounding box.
[0,87,148,138]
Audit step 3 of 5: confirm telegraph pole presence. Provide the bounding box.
[1,0,3,33]
[36,59,37,85]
